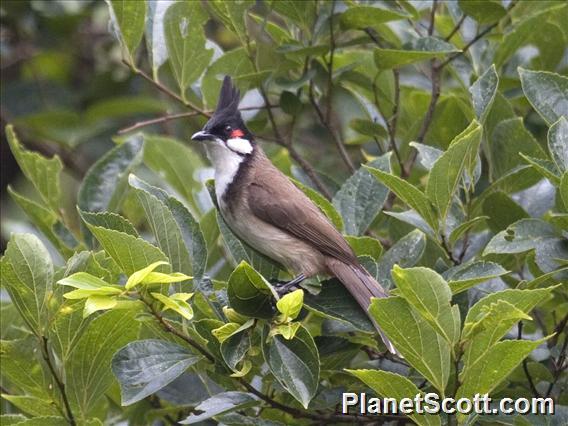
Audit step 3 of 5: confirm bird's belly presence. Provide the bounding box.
[220,206,325,276]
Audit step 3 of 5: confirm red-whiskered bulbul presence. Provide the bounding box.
[192,76,397,354]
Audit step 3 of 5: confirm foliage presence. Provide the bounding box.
[1,1,567,425]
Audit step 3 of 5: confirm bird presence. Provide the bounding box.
[191,76,397,355]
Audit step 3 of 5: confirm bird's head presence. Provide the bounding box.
[191,76,254,156]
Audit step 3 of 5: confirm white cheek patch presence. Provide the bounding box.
[227,137,253,154]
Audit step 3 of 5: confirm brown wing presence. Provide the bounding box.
[247,177,356,265]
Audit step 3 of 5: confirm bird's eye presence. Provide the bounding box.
[225,125,232,132]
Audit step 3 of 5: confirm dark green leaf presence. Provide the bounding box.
[519,68,568,125]
[112,339,202,405]
[340,6,408,30]
[109,0,146,65]
[374,37,459,69]
[180,392,259,424]
[227,261,278,319]
[459,0,506,24]
[261,325,319,409]
[469,65,499,122]
[377,229,426,289]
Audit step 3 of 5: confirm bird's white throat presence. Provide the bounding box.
[205,138,250,202]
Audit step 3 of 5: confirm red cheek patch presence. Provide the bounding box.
[230,129,244,138]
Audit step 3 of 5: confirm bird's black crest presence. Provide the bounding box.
[215,76,240,115]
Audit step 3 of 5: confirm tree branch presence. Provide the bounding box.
[428,0,438,36]
[445,15,466,41]
[40,336,76,425]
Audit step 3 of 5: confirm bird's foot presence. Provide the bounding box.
[270,274,306,297]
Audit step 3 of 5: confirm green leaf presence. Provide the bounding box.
[459,0,506,24]
[304,278,374,333]
[112,339,202,405]
[83,295,118,318]
[392,266,460,345]
[125,261,169,289]
[345,236,383,260]
[209,0,254,45]
[462,300,530,341]
[292,178,343,231]
[164,1,213,96]
[78,210,138,237]
[7,187,77,257]
[561,172,568,210]
[333,153,392,235]
[216,320,254,371]
[469,65,499,122]
[78,135,144,246]
[444,261,509,294]
[57,272,113,290]
[261,325,319,409]
[67,309,140,416]
[457,339,546,400]
[143,135,204,209]
[365,167,438,231]
[109,0,146,65]
[483,218,557,255]
[129,175,206,281]
[146,1,172,78]
[0,394,61,417]
[227,261,278,319]
[276,289,304,321]
[426,121,482,220]
[482,191,529,232]
[270,322,302,340]
[151,292,194,320]
[374,37,459,69]
[0,338,49,398]
[490,118,547,179]
[369,297,451,394]
[80,209,169,276]
[179,392,259,424]
[340,6,408,29]
[518,68,568,125]
[5,125,62,211]
[548,117,568,172]
[271,0,316,32]
[1,234,53,336]
[449,216,488,245]
[347,370,441,426]
[1,416,67,426]
[50,300,94,362]
[408,142,442,170]
[349,118,388,139]
[376,229,426,289]
[280,91,303,116]
[520,153,560,185]
[462,287,555,374]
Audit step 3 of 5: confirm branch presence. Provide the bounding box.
[428,0,438,36]
[259,86,334,199]
[445,15,466,41]
[123,60,211,118]
[518,322,542,398]
[309,81,356,173]
[40,336,76,425]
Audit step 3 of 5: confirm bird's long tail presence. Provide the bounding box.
[326,259,400,356]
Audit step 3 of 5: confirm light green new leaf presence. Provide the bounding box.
[108,0,146,65]
[143,135,204,209]
[518,68,568,125]
[340,6,408,29]
[67,309,140,416]
[58,272,113,290]
[0,394,60,417]
[369,297,451,394]
[217,320,254,371]
[129,174,206,281]
[469,65,499,122]
[124,261,168,290]
[444,261,509,294]
[180,392,259,424]
[457,339,546,400]
[347,370,441,426]
[151,292,194,320]
[83,295,118,318]
[333,153,391,235]
[270,322,302,340]
[292,178,343,231]
[164,1,213,96]
[276,289,304,321]
[374,37,459,69]
[426,121,482,220]
[1,234,53,336]
[548,117,568,172]
[261,325,319,409]
[81,210,169,276]
[365,167,438,231]
[6,125,62,211]
[112,339,202,405]
[392,266,460,345]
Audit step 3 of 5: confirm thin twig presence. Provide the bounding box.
[123,60,211,118]
[325,0,336,123]
[428,0,438,36]
[309,81,356,173]
[41,336,76,425]
[518,322,541,398]
[445,15,466,41]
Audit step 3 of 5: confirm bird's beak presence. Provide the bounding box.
[191,130,214,142]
